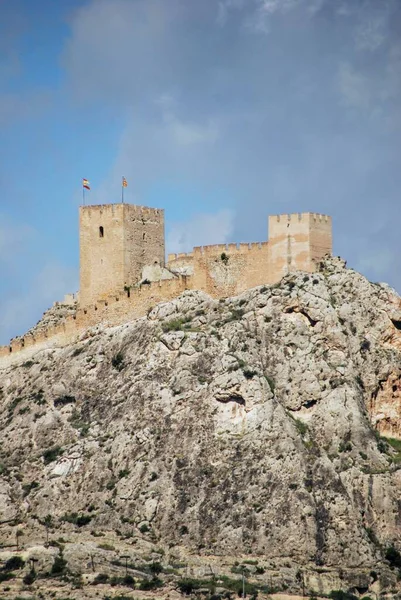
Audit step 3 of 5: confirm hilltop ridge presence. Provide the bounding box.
[1,257,401,599]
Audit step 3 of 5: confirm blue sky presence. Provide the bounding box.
[0,0,400,344]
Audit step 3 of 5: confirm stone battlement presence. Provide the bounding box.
[0,204,332,362]
[192,241,270,255]
[81,203,163,217]
[271,212,331,223]
[0,276,190,361]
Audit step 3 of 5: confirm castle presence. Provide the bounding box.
[0,203,332,359]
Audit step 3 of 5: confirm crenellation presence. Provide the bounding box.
[1,204,332,361]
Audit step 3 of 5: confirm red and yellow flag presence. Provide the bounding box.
[82,178,90,190]
[122,176,128,188]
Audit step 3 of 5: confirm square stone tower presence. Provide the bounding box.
[79,203,165,306]
[268,212,332,281]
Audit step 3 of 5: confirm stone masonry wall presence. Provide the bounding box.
[79,204,164,307]
[190,242,270,298]
[0,211,332,361]
[268,212,332,282]
[0,277,189,362]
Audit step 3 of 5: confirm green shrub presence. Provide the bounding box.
[62,512,93,527]
[23,570,36,585]
[42,446,63,464]
[123,574,135,586]
[177,578,200,594]
[385,545,401,568]
[118,469,130,479]
[22,360,35,368]
[339,441,352,453]
[162,317,192,333]
[93,572,109,584]
[148,562,163,575]
[243,369,257,379]
[139,523,149,533]
[51,555,67,575]
[0,572,15,583]
[329,591,358,600]
[139,576,163,590]
[112,352,125,371]
[4,556,25,570]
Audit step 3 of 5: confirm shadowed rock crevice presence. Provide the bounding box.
[215,393,246,406]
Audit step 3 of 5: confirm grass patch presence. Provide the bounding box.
[265,376,275,393]
[98,543,115,551]
[68,409,90,437]
[293,417,308,436]
[384,436,401,463]
[162,317,192,332]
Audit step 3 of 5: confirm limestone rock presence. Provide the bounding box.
[1,257,401,596]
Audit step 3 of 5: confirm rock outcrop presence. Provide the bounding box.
[1,257,401,598]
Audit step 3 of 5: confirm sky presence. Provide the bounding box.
[0,0,400,344]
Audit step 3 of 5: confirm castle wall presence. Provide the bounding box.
[1,208,333,362]
[167,252,194,276]
[309,213,332,265]
[268,212,332,282]
[80,204,126,306]
[0,277,190,366]
[123,205,165,284]
[79,204,165,307]
[191,242,271,298]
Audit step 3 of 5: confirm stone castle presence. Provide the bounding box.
[0,203,332,358]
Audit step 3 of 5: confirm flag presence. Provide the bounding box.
[122,177,128,188]
[82,178,90,190]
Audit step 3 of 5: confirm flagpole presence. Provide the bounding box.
[83,185,85,206]
[122,177,124,204]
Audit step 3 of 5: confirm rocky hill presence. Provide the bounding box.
[1,257,401,599]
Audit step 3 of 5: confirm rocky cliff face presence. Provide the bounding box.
[1,257,401,598]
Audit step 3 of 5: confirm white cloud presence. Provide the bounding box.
[163,112,220,147]
[166,210,235,254]
[355,17,387,52]
[338,63,370,110]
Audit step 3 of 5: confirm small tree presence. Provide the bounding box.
[23,570,36,585]
[16,529,23,550]
[43,514,53,546]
